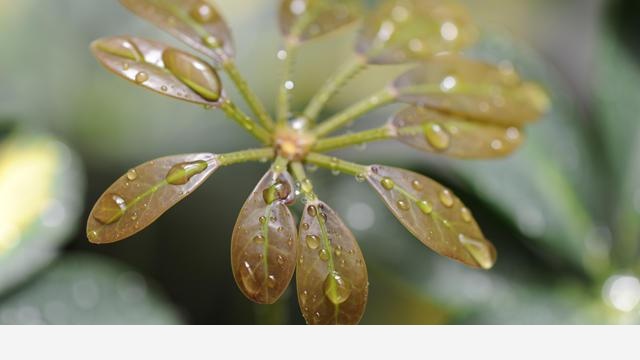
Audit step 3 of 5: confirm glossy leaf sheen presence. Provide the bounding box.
[87,153,219,244]
[390,106,523,158]
[394,56,550,126]
[357,0,476,64]
[91,36,223,106]
[279,0,362,42]
[120,0,234,63]
[366,165,496,269]
[296,201,368,324]
[231,170,297,304]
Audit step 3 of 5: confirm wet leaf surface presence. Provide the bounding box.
[393,56,549,126]
[296,200,368,324]
[120,0,234,63]
[390,106,523,158]
[87,153,219,244]
[279,0,362,43]
[91,36,223,106]
[230,169,297,304]
[366,165,496,269]
[356,0,477,64]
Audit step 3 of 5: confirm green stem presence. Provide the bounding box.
[312,87,397,137]
[313,126,393,152]
[219,100,271,144]
[218,148,274,167]
[303,55,368,123]
[277,42,297,125]
[223,60,274,131]
[305,153,367,177]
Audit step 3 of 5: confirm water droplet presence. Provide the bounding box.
[267,275,277,288]
[418,200,433,215]
[93,193,127,224]
[165,160,208,185]
[277,255,286,266]
[289,0,307,15]
[239,261,259,297]
[440,21,459,41]
[307,205,318,217]
[377,20,395,41]
[424,123,451,151]
[491,139,504,151]
[323,271,351,305]
[301,178,313,193]
[440,76,457,92]
[506,127,521,142]
[284,80,295,90]
[95,37,142,61]
[277,226,284,233]
[190,2,217,23]
[160,85,168,92]
[355,173,366,183]
[319,248,330,261]
[134,71,149,84]
[439,189,455,208]
[461,207,472,223]
[87,230,99,242]
[262,179,292,204]
[253,235,265,244]
[162,48,221,101]
[334,245,343,257]
[411,180,423,191]
[126,169,137,181]
[397,199,410,211]
[380,177,395,190]
[458,234,495,269]
[258,216,267,224]
[122,62,129,70]
[302,223,310,231]
[305,235,320,250]
[276,50,288,60]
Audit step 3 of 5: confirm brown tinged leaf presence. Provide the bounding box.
[120,0,234,63]
[296,200,368,325]
[279,0,363,43]
[87,153,219,244]
[356,0,477,64]
[393,55,550,126]
[231,170,298,304]
[91,36,223,106]
[366,165,496,269]
[389,106,524,158]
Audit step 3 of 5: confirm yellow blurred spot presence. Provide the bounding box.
[0,138,58,255]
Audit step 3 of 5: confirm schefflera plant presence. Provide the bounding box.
[87,0,549,325]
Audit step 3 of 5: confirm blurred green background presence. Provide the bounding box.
[1,0,640,324]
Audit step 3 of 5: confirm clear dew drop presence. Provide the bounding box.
[461,207,472,223]
[239,261,259,297]
[258,216,267,224]
[411,180,423,191]
[439,189,455,208]
[93,193,127,225]
[323,271,352,305]
[134,71,149,84]
[319,248,330,262]
[126,169,138,181]
[440,21,459,42]
[267,275,277,288]
[160,85,168,92]
[355,173,366,183]
[380,177,395,190]
[397,199,410,211]
[458,234,495,270]
[162,48,221,102]
[424,123,451,151]
[262,180,292,205]
[307,205,318,217]
[253,235,265,244]
[305,235,320,250]
[418,200,433,215]
[87,230,99,242]
[165,160,208,185]
[190,2,216,23]
[302,223,310,231]
[440,76,457,92]
[277,255,285,266]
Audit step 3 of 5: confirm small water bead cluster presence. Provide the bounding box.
[87,0,548,324]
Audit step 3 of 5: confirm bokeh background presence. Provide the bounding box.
[1,0,639,324]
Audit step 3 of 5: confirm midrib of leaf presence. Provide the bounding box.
[315,209,339,322]
[261,203,272,298]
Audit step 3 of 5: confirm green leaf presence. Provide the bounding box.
[390,106,524,158]
[119,0,234,64]
[296,200,368,324]
[393,56,550,126]
[87,153,219,244]
[356,0,477,64]
[0,134,84,294]
[279,0,363,43]
[366,164,496,269]
[231,169,297,304]
[0,254,182,324]
[91,36,223,106]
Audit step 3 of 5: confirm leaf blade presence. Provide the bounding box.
[366,165,496,269]
[119,0,234,63]
[296,200,368,325]
[86,153,219,244]
[279,0,362,43]
[231,170,298,304]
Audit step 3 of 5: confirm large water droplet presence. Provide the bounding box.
[126,169,138,181]
[165,160,208,185]
[439,189,455,208]
[162,48,221,102]
[411,180,423,191]
[323,271,352,305]
[262,179,292,205]
[424,123,451,151]
[418,200,433,215]
[458,234,495,270]
[380,177,395,190]
[239,261,259,297]
[461,207,472,223]
[319,248,330,261]
[190,2,217,23]
[253,234,265,244]
[95,37,142,61]
[134,72,149,84]
[397,199,410,211]
[307,205,318,217]
[305,235,320,250]
[93,193,127,225]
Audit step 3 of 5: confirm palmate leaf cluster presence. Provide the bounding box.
[87,0,548,324]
